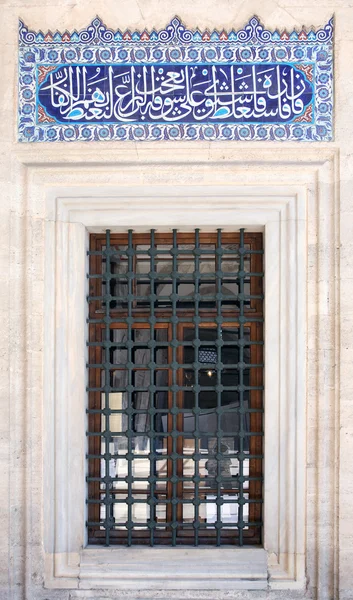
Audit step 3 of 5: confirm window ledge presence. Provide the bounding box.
[77,547,268,590]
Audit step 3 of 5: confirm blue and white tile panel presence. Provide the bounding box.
[18,16,333,142]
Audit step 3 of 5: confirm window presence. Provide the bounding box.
[87,229,264,547]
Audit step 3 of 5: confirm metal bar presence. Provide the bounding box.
[193,229,200,546]
[215,228,222,546]
[87,229,264,547]
[149,230,156,546]
[127,229,133,546]
[103,230,112,546]
[238,228,245,547]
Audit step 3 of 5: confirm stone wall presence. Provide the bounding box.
[0,1,352,599]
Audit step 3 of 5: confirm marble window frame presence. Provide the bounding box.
[11,146,339,596]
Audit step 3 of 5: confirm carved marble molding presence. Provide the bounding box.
[8,145,339,599]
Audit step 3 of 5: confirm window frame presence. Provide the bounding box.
[43,185,307,591]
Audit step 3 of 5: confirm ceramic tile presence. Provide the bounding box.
[18,15,333,142]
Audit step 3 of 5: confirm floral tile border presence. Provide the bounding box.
[18,15,333,142]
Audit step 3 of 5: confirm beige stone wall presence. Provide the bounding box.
[0,1,352,599]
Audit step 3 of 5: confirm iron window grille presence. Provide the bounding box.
[87,229,264,546]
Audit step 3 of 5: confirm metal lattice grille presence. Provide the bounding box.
[87,230,264,546]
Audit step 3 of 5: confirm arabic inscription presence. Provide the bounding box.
[38,63,313,124]
[18,16,333,142]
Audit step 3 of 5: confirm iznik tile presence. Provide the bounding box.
[18,15,333,142]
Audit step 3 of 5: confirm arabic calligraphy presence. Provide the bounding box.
[38,63,313,124]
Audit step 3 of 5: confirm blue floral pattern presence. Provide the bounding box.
[18,15,333,142]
